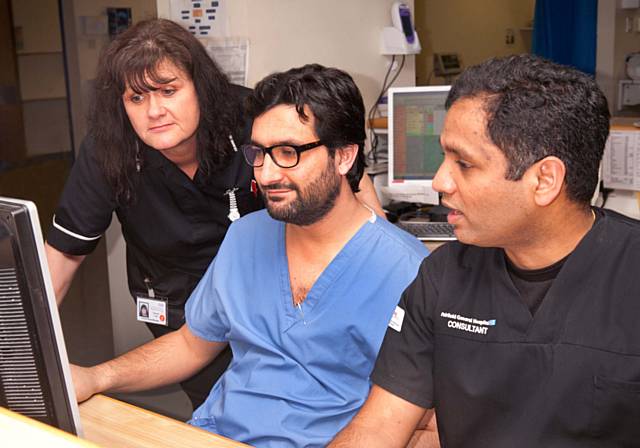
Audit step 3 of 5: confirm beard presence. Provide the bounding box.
[260,157,341,226]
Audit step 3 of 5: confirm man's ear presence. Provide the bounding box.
[334,144,359,176]
[529,156,566,207]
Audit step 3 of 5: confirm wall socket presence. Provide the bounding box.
[505,28,515,45]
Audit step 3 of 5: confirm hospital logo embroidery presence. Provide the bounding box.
[440,311,496,335]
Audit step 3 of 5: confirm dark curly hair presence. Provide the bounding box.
[446,54,610,206]
[245,64,366,193]
[89,19,241,204]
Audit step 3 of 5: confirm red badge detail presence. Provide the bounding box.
[251,179,258,197]
[159,315,165,322]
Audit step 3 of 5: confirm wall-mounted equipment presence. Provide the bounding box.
[433,53,462,77]
[381,2,421,55]
[618,52,640,110]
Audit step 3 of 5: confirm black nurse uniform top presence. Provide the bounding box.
[48,85,263,330]
[372,208,640,448]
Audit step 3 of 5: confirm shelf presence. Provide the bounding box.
[22,96,67,102]
[16,51,63,56]
[366,162,388,175]
[368,117,388,130]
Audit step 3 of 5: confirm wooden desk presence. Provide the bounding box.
[0,406,97,447]
[79,395,250,448]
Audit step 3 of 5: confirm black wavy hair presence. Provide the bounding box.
[245,64,366,193]
[446,54,610,206]
[89,18,240,204]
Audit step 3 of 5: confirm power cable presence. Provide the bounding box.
[367,54,406,165]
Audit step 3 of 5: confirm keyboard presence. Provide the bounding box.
[396,220,457,241]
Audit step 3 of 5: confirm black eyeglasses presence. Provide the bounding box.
[241,140,325,168]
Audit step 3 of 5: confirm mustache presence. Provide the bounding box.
[261,183,299,192]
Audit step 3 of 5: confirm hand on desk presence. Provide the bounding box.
[71,364,100,403]
[69,326,229,405]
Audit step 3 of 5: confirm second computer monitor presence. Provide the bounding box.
[0,197,82,436]
[387,85,451,204]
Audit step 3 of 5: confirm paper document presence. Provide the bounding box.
[202,38,249,87]
[602,130,640,191]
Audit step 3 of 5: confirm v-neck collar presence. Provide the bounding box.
[496,214,606,343]
[277,212,376,331]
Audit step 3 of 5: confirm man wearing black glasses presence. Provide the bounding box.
[71,64,428,447]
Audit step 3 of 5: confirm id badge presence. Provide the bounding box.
[136,295,168,326]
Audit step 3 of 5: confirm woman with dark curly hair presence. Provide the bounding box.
[45,18,262,411]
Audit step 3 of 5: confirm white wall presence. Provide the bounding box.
[157,0,416,113]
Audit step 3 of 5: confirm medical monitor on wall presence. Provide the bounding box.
[387,85,451,205]
[0,197,82,435]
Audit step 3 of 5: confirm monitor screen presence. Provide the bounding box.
[0,197,82,436]
[387,86,451,204]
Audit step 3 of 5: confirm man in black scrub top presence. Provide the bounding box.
[331,55,640,448]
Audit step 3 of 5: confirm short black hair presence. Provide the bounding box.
[246,64,366,193]
[446,54,610,206]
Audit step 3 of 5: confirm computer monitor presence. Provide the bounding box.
[0,197,82,436]
[386,85,451,205]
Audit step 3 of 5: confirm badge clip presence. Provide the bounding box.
[225,187,240,221]
[144,277,155,298]
[228,134,238,152]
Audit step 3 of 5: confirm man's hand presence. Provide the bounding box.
[330,385,427,447]
[71,364,102,403]
[67,325,227,404]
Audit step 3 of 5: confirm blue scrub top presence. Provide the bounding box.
[186,209,428,447]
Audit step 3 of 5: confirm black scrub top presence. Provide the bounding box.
[48,85,263,329]
[372,208,640,448]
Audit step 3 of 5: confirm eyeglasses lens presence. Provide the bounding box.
[242,145,264,167]
[272,146,298,168]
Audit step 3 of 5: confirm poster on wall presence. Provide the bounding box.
[169,0,227,37]
[107,8,133,38]
[202,38,249,86]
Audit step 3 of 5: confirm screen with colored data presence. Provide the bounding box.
[389,87,450,181]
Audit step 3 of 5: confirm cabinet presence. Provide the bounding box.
[12,0,71,157]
